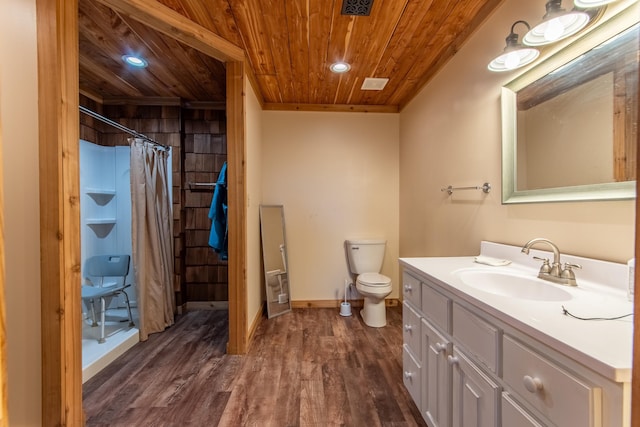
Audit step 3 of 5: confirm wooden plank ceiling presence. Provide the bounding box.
[79,0,505,111]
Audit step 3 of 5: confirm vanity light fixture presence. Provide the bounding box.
[523,0,591,46]
[122,54,148,68]
[488,21,540,72]
[574,0,618,7]
[330,61,351,73]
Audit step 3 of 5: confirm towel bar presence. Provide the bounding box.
[441,182,491,195]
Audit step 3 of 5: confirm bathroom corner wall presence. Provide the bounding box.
[261,111,400,302]
[399,0,635,263]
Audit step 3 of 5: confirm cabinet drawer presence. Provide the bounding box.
[403,344,421,405]
[403,301,422,359]
[452,303,499,373]
[502,393,545,427]
[421,281,450,333]
[402,272,422,309]
[503,335,601,427]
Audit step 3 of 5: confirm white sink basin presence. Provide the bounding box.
[455,269,573,302]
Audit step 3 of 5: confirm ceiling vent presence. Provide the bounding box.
[361,77,389,91]
[341,0,374,16]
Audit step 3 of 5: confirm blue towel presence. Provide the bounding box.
[208,162,228,260]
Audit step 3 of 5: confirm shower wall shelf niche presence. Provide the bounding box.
[86,220,116,238]
[85,188,116,205]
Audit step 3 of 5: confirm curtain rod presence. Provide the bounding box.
[79,106,169,150]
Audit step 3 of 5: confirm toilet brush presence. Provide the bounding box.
[340,280,352,317]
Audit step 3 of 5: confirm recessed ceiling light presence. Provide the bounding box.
[330,62,351,73]
[122,55,148,68]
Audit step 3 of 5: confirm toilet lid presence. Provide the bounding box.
[358,272,391,286]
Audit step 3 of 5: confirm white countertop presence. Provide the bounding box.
[400,241,634,383]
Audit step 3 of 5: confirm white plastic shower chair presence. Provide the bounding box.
[81,254,135,343]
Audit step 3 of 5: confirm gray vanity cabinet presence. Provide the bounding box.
[404,268,499,427]
[401,264,628,427]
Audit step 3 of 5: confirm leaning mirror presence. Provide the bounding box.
[260,205,291,318]
[502,9,638,204]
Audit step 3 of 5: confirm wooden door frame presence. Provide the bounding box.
[35,1,248,424]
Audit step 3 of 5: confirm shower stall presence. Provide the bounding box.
[80,138,139,382]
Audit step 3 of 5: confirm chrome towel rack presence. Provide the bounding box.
[441,182,491,195]
[188,182,217,191]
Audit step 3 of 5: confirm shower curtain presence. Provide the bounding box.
[130,138,175,341]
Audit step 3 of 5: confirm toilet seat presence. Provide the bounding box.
[357,272,391,287]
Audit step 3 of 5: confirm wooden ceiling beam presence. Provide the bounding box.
[94,0,245,62]
[263,102,398,114]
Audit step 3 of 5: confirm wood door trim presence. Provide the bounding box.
[36,0,84,424]
[36,1,248,424]
[94,0,244,63]
[226,61,248,354]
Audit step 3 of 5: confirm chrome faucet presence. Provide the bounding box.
[521,238,580,286]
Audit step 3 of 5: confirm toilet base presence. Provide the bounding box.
[360,297,387,327]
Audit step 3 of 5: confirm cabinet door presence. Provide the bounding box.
[450,348,499,427]
[421,319,451,427]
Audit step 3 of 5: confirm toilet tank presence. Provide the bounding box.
[346,239,386,274]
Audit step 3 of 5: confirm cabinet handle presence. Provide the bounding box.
[404,324,413,332]
[404,371,413,380]
[523,375,544,393]
[447,355,459,366]
[404,284,413,292]
[435,342,447,353]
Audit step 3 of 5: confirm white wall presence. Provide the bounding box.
[399,0,636,263]
[245,80,264,327]
[262,112,400,301]
[0,0,42,424]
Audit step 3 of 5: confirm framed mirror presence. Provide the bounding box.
[501,6,638,204]
[259,205,291,318]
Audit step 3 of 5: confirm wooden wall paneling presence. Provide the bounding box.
[162,0,244,48]
[332,0,409,106]
[284,0,311,104]
[226,0,276,76]
[377,0,456,106]
[120,15,227,101]
[183,109,228,303]
[78,54,145,99]
[318,5,353,105]
[307,0,333,105]
[226,60,247,354]
[258,0,297,103]
[95,0,245,63]
[361,0,431,104]
[36,0,84,425]
[79,0,508,109]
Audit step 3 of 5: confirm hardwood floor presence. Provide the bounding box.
[83,306,426,427]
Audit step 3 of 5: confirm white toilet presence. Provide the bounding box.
[345,239,392,327]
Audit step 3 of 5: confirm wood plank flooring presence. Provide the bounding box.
[83,306,426,427]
